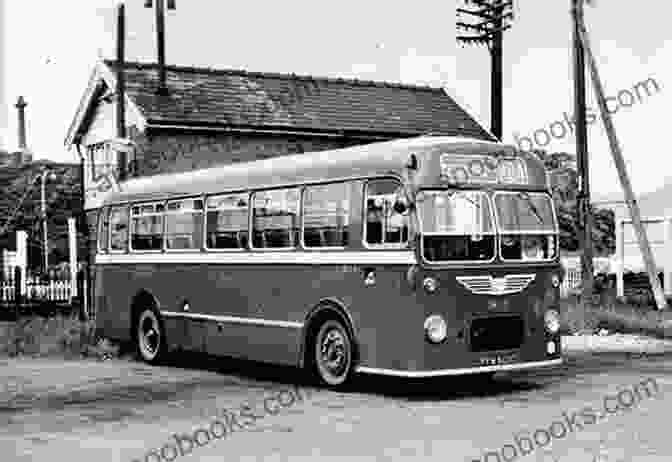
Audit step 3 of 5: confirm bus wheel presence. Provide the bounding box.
[135,307,166,364]
[312,319,354,387]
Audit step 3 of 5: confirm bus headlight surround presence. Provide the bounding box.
[551,274,560,288]
[544,309,560,334]
[423,277,438,293]
[424,314,447,343]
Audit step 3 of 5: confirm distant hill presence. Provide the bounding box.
[0,161,85,271]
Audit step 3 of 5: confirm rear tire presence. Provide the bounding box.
[311,319,354,388]
[135,307,167,365]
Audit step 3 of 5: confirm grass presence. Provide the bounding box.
[559,292,672,339]
[0,312,120,359]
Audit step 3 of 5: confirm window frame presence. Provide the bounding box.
[108,204,130,254]
[163,197,205,253]
[129,201,166,253]
[301,181,352,250]
[204,192,251,252]
[97,207,110,254]
[362,178,411,250]
[250,187,301,252]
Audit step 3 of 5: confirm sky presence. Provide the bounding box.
[0,0,670,198]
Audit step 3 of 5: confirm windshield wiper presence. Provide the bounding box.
[517,192,544,225]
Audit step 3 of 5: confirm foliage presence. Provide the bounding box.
[529,149,615,255]
[0,161,86,272]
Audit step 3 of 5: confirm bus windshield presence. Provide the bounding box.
[494,192,557,261]
[417,190,495,262]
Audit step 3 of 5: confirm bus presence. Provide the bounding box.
[93,136,563,387]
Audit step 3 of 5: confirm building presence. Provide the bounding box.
[64,59,496,259]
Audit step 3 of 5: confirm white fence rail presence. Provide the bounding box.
[1,277,74,303]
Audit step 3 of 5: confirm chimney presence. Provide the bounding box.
[15,96,27,150]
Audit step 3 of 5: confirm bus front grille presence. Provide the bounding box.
[469,316,525,352]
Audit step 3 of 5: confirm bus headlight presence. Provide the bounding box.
[423,277,438,293]
[544,309,560,334]
[424,314,447,343]
[551,274,560,288]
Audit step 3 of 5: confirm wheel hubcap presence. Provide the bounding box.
[320,328,347,377]
[139,313,160,358]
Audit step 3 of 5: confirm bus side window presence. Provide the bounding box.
[206,193,249,250]
[303,182,350,248]
[252,188,300,249]
[109,205,129,252]
[365,179,409,247]
[165,199,204,250]
[130,203,164,251]
[97,207,109,253]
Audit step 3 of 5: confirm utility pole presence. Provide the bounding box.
[116,2,128,181]
[575,6,668,310]
[456,0,514,140]
[571,0,594,303]
[145,0,176,95]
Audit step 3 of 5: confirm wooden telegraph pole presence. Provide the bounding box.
[456,0,514,140]
[575,3,668,310]
[571,0,594,303]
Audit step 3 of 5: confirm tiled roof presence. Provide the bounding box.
[104,60,494,140]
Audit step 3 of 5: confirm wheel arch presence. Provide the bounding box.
[298,297,359,369]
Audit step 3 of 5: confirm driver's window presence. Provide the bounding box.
[365,179,409,246]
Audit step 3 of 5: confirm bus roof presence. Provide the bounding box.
[101,136,532,205]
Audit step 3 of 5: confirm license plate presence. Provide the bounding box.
[479,352,519,366]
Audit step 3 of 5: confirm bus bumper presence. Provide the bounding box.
[355,357,563,378]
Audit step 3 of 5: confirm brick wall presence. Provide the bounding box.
[129,130,367,178]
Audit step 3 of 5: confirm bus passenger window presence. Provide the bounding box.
[365,179,409,247]
[206,194,249,250]
[165,199,203,250]
[252,188,299,249]
[131,203,164,251]
[109,206,129,252]
[97,208,109,252]
[303,183,350,248]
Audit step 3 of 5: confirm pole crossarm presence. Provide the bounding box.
[576,14,668,310]
[0,174,40,237]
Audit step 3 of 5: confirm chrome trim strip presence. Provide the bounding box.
[355,358,563,377]
[161,311,303,329]
[96,250,416,265]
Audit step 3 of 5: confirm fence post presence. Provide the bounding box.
[13,266,21,317]
[77,269,86,322]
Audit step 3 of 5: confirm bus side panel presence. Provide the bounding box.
[340,263,423,373]
[94,264,135,343]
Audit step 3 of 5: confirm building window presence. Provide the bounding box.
[109,206,129,252]
[97,207,109,252]
[252,188,300,249]
[302,182,350,248]
[365,179,409,246]
[131,203,164,251]
[165,199,204,250]
[205,193,249,250]
[87,142,117,182]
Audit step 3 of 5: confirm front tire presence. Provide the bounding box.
[135,307,167,365]
[312,319,354,388]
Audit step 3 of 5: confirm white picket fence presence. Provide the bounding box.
[559,256,613,297]
[0,277,74,303]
